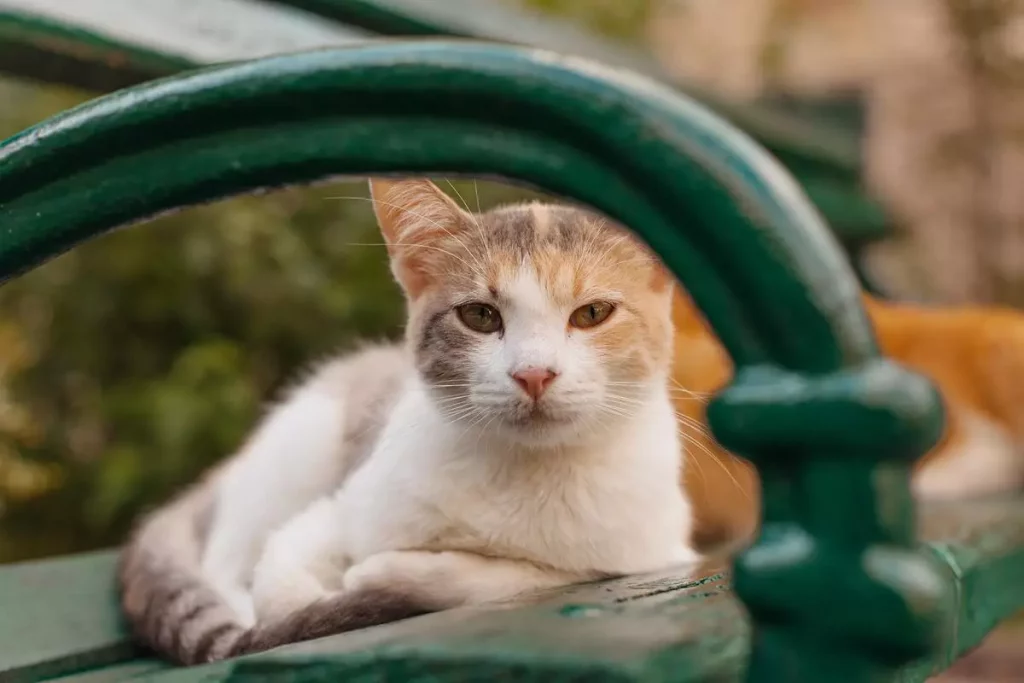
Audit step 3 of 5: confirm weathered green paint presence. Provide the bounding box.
[46,660,170,683]
[5,500,1024,681]
[0,0,888,250]
[0,551,137,682]
[0,41,953,681]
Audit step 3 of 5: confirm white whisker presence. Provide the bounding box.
[444,179,473,212]
[344,241,479,274]
[331,194,486,277]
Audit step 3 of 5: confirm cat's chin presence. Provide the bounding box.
[500,426,580,450]
[489,414,607,451]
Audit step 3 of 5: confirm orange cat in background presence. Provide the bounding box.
[672,290,1024,550]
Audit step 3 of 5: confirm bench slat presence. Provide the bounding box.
[46,660,170,682]
[920,499,1024,665]
[1,0,369,64]
[0,551,137,683]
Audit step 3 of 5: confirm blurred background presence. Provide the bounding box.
[0,0,1021,641]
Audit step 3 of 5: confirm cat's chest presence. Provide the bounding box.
[406,447,686,573]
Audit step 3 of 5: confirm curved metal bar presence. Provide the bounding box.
[0,40,947,681]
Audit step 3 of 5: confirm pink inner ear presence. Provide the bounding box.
[371,179,467,247]
[370,179,474,300]
[394,254,431,299]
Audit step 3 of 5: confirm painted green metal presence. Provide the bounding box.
[0,550,148,682]
[0,0,888,250]
[4,499,1024,681]
[0,40,954,681]
[0,10,192,92]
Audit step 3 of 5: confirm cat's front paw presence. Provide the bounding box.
[342,550,465,608]
[342,551,413,593]
[251,543,329,623]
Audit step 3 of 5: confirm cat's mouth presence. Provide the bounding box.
[507,403,569,427]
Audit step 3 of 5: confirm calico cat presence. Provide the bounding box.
[118,179,697,665]
[673,290,1024,550]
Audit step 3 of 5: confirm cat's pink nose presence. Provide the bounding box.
[511,367,558,401]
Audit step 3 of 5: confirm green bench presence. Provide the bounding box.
[2,38,1024,682]
[0,0,889,293]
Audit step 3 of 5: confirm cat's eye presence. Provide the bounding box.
[456,303,503,334]
[569,301,616,329]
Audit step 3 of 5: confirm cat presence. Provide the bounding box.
[118,179,697,665]
[673,290,1024,551]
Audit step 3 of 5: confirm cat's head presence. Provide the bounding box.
[371,179,675,449]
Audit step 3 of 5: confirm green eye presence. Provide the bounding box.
[569,301,616,329]
[456,303,503,334]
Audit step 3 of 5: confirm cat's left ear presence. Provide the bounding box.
[369,178,473,297]
[369,179,470,251]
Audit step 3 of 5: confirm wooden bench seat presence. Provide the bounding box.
[3,499,1023,682]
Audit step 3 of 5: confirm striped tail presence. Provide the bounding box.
[235,587,441,656]
[118,482,440,665]
[118,482,249,665]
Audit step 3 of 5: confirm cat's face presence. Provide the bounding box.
[372,179,674,449]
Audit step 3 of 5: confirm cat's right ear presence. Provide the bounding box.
[369,179,471,297]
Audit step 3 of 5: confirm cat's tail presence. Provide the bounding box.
[117,478,249,665]
[233,587,442,656]
[119,479,442,664]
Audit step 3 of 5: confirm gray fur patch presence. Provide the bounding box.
[238,586,444,655]
[415,307,474,389]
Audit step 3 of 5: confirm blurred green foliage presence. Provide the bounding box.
[0,76,541,563]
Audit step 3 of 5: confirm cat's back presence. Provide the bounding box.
[305,342,413,480]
